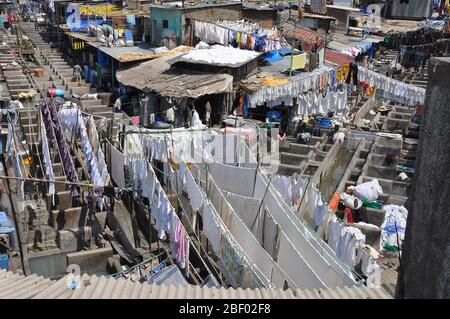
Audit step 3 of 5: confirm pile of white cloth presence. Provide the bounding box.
[180,45,260,67]
[352,179,383,201]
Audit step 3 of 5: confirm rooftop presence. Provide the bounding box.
[168,45,261,68]
[0,269,392,299]
[149,1,242,10]
[116,46,234,98]
[98,45,171,63]
[66,32,173,63]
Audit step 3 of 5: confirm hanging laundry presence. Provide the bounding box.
[220,235,247,287]
[311,0,327,14]
[202,203,222,254]
[40,116,55,201]
[291,53,307,70]
[170,214,189,269]
[110,144,125,188]
[40,100,80,199]
[150,184,173,239]
[185,167,204,212]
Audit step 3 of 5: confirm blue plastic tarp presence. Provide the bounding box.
[278,48,293,56]
[0,212,14,234]
[263,50,283,62]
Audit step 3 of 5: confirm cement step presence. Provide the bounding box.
[85,105,113,113]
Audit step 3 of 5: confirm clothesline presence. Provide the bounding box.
[193,19,287,53]
[111,137,233,286]
[106,250,168,278]
[193,18,287,44]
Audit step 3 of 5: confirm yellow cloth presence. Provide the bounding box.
[291,53,307,71]
[261,76,290,87]
[336,67,343,82]
[343,64,350,81]
[366,86,375,96]
[237,32,242,48]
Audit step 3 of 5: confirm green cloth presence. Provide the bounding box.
[383,243,400,252]
[362,199,383,209]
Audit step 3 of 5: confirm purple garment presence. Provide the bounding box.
[40,100,80,199]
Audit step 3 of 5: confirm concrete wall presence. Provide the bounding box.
[397,57,450,299]
[183,4,242,45]
[66,245,113,275]
[149,7,183,45]
[183,5,242,23]
[326,7,349,30]
[242,9,278,28]
[28,249,67,279]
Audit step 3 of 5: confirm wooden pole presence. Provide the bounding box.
[295,177,310,217]
[130,192,140,248]
[148,201,153,253]
[250,175,272,231]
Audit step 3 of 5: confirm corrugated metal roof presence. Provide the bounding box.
[66,32,101,48]
[0,269,53,299]
[98,46,172,63]
[325,49,354,66]
[116,48,234,98]
[0,270,392,299]
[287,27,325,51]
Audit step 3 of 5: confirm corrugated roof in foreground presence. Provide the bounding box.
[0,270,391,299]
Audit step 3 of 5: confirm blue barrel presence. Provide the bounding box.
[0,254,8,270]
[85,68,90,83]
[55,89,64,97]
[84,66,90,83]
[90,70,96,85]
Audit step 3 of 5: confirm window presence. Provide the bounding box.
[162,19,168,29]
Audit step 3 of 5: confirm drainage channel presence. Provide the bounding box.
[318,145,355,202]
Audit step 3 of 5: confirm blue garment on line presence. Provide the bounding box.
[243,95,249,118]
[126,14,136,25]
[124,29,133,42]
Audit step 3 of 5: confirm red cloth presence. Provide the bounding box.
[131,116,140,125]
[344,208,354,224]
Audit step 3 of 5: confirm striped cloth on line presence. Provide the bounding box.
[311,0,327,14]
